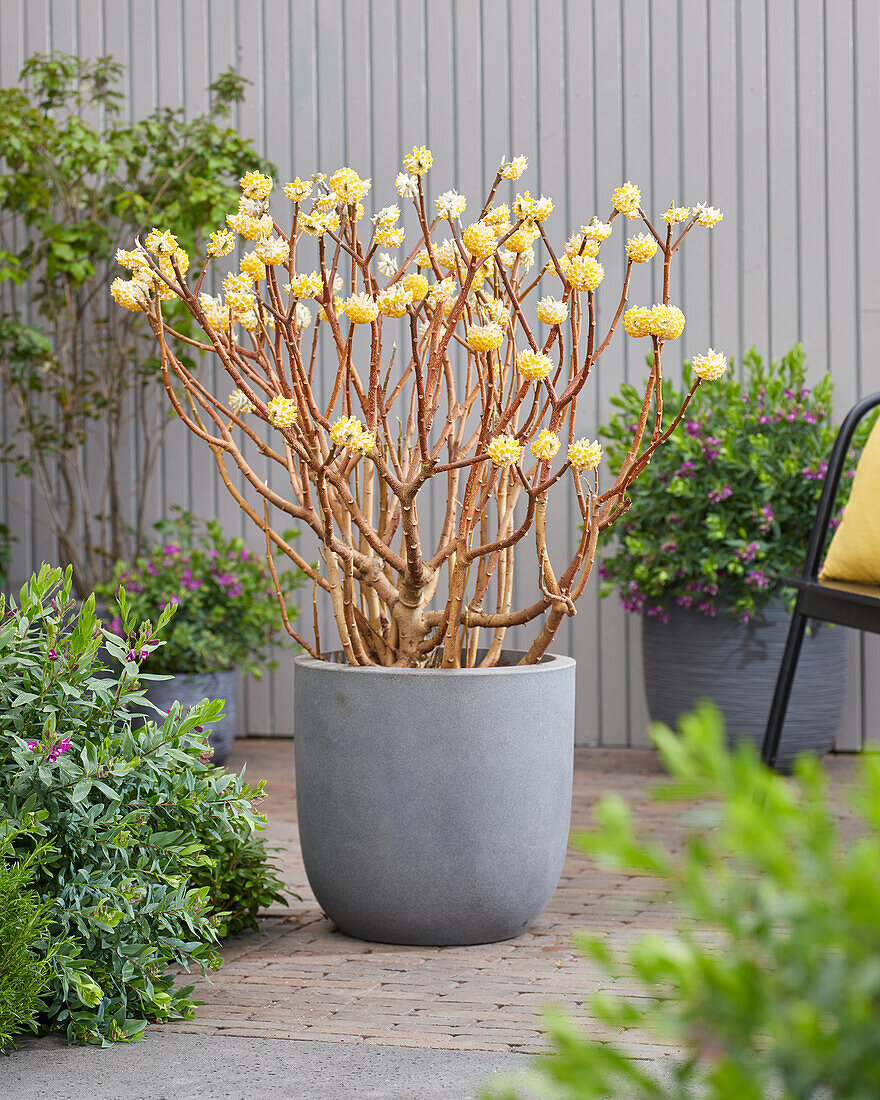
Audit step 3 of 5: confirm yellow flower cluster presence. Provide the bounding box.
[499,155,528,181]
[696,204,723,228]
[461,221,496,258]
[284,177,313,201]
[536,296,568,325]
[342,293,379,324]
[466,323,505,353]
[228,389,254,416]
[395,172,419,197]
[517,349,553,382]
[531,429,560,461]
[376,225,405,247]
[267,395,297,428]
[626,233,658,263]
[662,203,690,225]
[582,218,613,241]
[513,191,553,222]
[198,292,231,332]
[240,251,267,282]
[487,433,523,468]
[623,304,686,341]
[403,145,433,175]
[427,277,456,307]
[329,415,374,454]
[436,190,467,218]
[505,222,540,253]
[226,209,272,242]
[207,229,236,258]
[691,348,728,381]
[110,277,150,312]
[285,271,323,299]
[567,255,604,292]
[239,171,273,200]
[568,438,603,471]
[300,210,340,237]
[434,239,459,269]
[377,284,413,318]
[612,182,641,217]
[256,237,291,265]
[328,167,371,203]
[295,302,312,329]
[403,273,429,302]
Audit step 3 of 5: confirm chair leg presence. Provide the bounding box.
[762,608,808,769]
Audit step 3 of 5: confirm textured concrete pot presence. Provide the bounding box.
[293,651,576,946]
[140,670,237,766]
[642,599,846,770]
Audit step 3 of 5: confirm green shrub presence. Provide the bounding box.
[0,824,54,1051]
[0,565,287,1044]
[486,705,880,1099]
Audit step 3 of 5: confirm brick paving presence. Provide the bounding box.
[158,738,858,1059]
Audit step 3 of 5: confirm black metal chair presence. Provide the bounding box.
[762,391,880,770]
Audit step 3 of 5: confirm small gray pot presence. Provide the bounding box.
[293,651,576,946]
[642,599,847,770]
[140,669,237,766]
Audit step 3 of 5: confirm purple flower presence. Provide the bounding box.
[685,419,704,437]
[736,541,760,565]
[240,548,251,561]
[739,610,754,623]
[667,513,679,523]
[164,543,180,555]
[26,741,40,752]
[47,738,72,762]
[47,648,58,661]
[708,484,733,503]
[698,601,717,616]
[146,562,159,576]
[676,595,695,610]
[746,569,771,590]
[661,540,679,553]
[758,505,775,534]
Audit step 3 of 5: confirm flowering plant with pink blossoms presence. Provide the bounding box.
[97,508,305,676]
[599,345,871,623]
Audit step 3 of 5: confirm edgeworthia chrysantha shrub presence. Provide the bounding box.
[112,153,725,668]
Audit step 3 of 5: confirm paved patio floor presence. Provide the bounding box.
[150,738,857,1063]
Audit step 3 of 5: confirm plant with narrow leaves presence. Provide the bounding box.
[0,823,55,1051]
[0,565,286,1044]
[485,704,880,1099]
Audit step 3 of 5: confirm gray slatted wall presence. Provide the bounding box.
[1,0,878,746]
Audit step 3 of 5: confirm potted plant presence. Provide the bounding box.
[113,153,727,944]
[600,346,868,768]
[98,509,304,764]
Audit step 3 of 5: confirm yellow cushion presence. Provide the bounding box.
[821,417,880,583]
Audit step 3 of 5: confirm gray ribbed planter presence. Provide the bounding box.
[140,670,237,766]
[293,651,576,946]
[642,599,846,770]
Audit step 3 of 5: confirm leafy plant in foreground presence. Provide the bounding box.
[0,823,55,1051]
[0,565,286,1044]
[485,704,880,1099]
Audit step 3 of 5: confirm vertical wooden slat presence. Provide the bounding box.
[825,0,863,750]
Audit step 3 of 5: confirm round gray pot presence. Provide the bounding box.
[293,650,576,946]
[140,670,237,766]
[642,599,846,770]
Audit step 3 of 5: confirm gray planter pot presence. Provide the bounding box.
[642,599,847,770]
[293,650,576,946]
[140,670,237,766]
